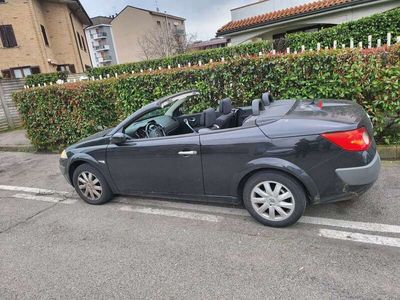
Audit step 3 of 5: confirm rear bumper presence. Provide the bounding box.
[335,153,381,186]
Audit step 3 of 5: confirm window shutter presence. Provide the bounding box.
[0,26,8,47]
[0,25,17,47]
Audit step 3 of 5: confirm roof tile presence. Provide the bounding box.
[217,0,352,34]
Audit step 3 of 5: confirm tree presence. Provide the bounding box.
[138,23,197,60]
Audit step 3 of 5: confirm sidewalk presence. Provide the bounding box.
[0,129,34,152]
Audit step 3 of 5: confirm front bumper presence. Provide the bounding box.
[59,158,71,184]
[335,153,381,186]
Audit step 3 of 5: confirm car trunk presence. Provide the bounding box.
[258,99,374,139]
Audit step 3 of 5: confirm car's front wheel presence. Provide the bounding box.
[243,171,306,227]
[73,163,113,205]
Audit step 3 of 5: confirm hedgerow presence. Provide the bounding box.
[13,46,400,150]
[286,8,400,50]
[86,41,272,78]
[25,71,68,86]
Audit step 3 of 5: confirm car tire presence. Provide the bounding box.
[73,163,113,205]
[243,171,306,227]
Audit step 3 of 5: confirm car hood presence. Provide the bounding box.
[67,127,114,150]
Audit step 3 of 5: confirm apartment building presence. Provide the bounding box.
[0,0,92,79]
[217,0,400,45]
[111,6,186,63]
[85,16,118,68]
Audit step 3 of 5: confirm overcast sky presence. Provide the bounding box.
[80,0,252,40]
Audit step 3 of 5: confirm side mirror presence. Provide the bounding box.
[111,132,127,145]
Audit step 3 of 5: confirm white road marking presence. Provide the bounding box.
[299,216,400,234]
[12,193,77,204]
[120,206,221,222]
[0,185,69,195]
[320,229,400,248]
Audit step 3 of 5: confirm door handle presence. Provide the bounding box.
[178,151,197,156]
[188,117,196,122]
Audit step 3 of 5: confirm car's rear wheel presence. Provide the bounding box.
[73,163,113,205]
[243,171,306,227]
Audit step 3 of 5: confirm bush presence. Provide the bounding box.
[14,46,400,150]
[87,41,272,78]
[25,71,68,86]
[286,8,400,51]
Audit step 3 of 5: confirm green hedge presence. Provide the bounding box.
[286,8,400,50]
[87,41,272,78]
[14,46,400,150]
[25,71,68,86]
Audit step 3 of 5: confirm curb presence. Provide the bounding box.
[0,145,36,153]
[377,145,399,161]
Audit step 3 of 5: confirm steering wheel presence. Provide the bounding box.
[145,122,166,138]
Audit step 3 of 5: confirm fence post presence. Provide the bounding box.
[358,41,363,48]
[333,40,337,49]
[301,45,305,52]
[317,43,321,51]
[286,47,290,54]
[350,38,354,49]
[387,32,392,46]
[377,39,382,48]
[368,35,372,48]
[397,36,400,43]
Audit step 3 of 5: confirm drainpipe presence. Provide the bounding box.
[69,10,85,72]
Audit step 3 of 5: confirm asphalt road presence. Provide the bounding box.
[0,152,399,299]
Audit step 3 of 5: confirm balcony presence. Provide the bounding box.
[94,44,110,51]
[92,32,107,40]
[98,56,112,63]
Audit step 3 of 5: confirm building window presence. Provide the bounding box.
[81,35,86,52]
[157,21,161,26]
[1,66,40,79]
[40,25,49,46]
[76,32,83,49]
[0,25,17,48]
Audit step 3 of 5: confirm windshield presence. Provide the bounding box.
[135,106,170,123]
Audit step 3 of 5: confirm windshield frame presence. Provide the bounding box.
[110,90,200,136]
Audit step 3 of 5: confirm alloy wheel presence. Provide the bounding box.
[250,181,295,221]
[77,171,103,201]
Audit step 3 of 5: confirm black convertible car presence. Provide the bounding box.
[60,90,380,227]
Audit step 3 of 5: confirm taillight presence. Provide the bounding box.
[321,127,371,151]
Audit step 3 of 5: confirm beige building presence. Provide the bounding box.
[111,6,186,63]
[0,0,92,79]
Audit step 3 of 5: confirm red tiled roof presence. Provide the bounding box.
[217,0,352,35]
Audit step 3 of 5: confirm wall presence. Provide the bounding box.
[0,0,91,76]
[0,0,50,74]
[0,79,24,132]
[231,0,311,21]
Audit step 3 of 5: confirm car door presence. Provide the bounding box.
[106,133,204,196]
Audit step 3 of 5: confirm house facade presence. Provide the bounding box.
[189,38,229,51]
[111,6,186,63]
[0,0,92,79]
[85,16,118,68]
[217,0,400,45]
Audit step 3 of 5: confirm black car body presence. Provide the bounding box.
[60,90,380,227]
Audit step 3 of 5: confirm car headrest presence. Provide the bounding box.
[252,99,265,116]
[202,108,217,128]
[262,92,273,106]
[219,98,232,115]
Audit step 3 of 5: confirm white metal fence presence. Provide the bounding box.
[0,79,24,132]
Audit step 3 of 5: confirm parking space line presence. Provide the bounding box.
[12,193,77,204]
[319,229,400,248]
[300,216,400,234]
[0,185,69,195]
[119,206,222,222]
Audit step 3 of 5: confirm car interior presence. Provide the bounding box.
[124,92,274,139]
